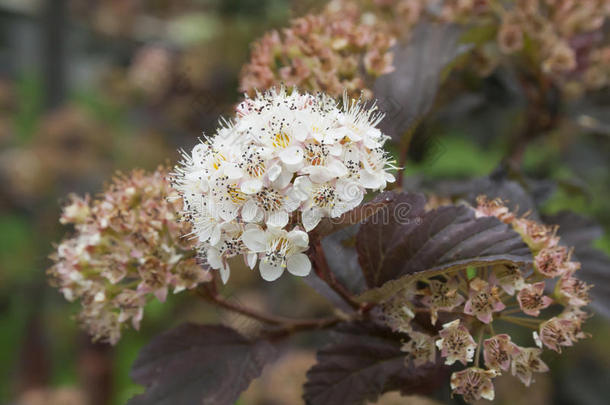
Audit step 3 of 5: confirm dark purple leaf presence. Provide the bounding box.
[356,192,427,288]
[303,322,446,405]
[374,22,468,139]
[304,194,397,309]
[544,212,610,318]
[128,323,276,405]
[356,191,532,302]
[321,224,366,295]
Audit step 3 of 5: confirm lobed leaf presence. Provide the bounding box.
[304,194,396,309]
[356,191,532,303]
[374,22,469,140]
[303,321,446,405]
[128,323,276,405]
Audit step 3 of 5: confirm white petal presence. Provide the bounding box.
[287,253,311,276]
[328,143,342,156]
[288,229,309,248]
[359,170,383,189]
[209,225,221,246]
[293,176,313,197]
[252,207,265,222]
[258,147,274,159]
[219,264,230,284]
[266,210,289,228]
[279,146,304,165]
[240,178,263,194]
[191,143,210,165]
[533,331,542,348]
[246,252,257,269]
[302,208,322,232]
[292,125,308,142]
[328,160,348,177]
[332,194,363,218]
[218,203,239,222]
[267,164,282,182]
[224,163,243,179]
[273,167,294,189]
[363,135,381,149]
[343,145,360,165]
[337,180,364,203]
[325,128,345,143]
[207,248,222,269]
[304,166,334,183]
[241,199,260,223]
[283,160,304,173]
[284,190,302,212]
[366,127,382,139]
[259,260,284,281]
[196,223,213,242]
[241,228,266,252]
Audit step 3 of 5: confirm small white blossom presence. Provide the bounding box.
[241,226,311,281]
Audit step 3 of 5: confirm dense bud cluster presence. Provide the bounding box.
[239,0,399,99]
[241,0,610,97]
[48,169,208,344]
[173,87,395,283]
[381,196,591,402]
[487,0,610,92]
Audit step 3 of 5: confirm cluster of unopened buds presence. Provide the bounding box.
[239,0,397,99]
[48,169,209,344]
[241,0,610,98]
[381,196,591,402]
[489,0,610,88]
[173,87,395,283]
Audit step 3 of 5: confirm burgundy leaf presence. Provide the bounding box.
[303,321,446,405]
[356,191,532,302]
[321,224,367,295]
[374,22,468,140]
[356,192,427,288]
[128,323,276,405]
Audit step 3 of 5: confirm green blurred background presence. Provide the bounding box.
[0,1,609,404]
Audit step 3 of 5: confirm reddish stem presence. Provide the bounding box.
[198,284,343,329]
[310,241,361,310]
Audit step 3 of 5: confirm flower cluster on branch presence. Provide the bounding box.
[48,168,208,344]
[240,0,610,97]
[239,0,399,99]
[173,87,395,283]
[381,196,591,402]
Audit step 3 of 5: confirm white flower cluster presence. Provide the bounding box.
[174,88,395,283]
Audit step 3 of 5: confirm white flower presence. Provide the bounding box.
[205,223,255,284]
[293,176,364,231]
[173,87,395,282]
[300,139,347,183]
[329,95,384,148]
[222,143,272,194]
[358,146,396,189]
[241,185,301,228]
[188,199,222,246]
[241,226,311,281]
[208,172,248,222]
